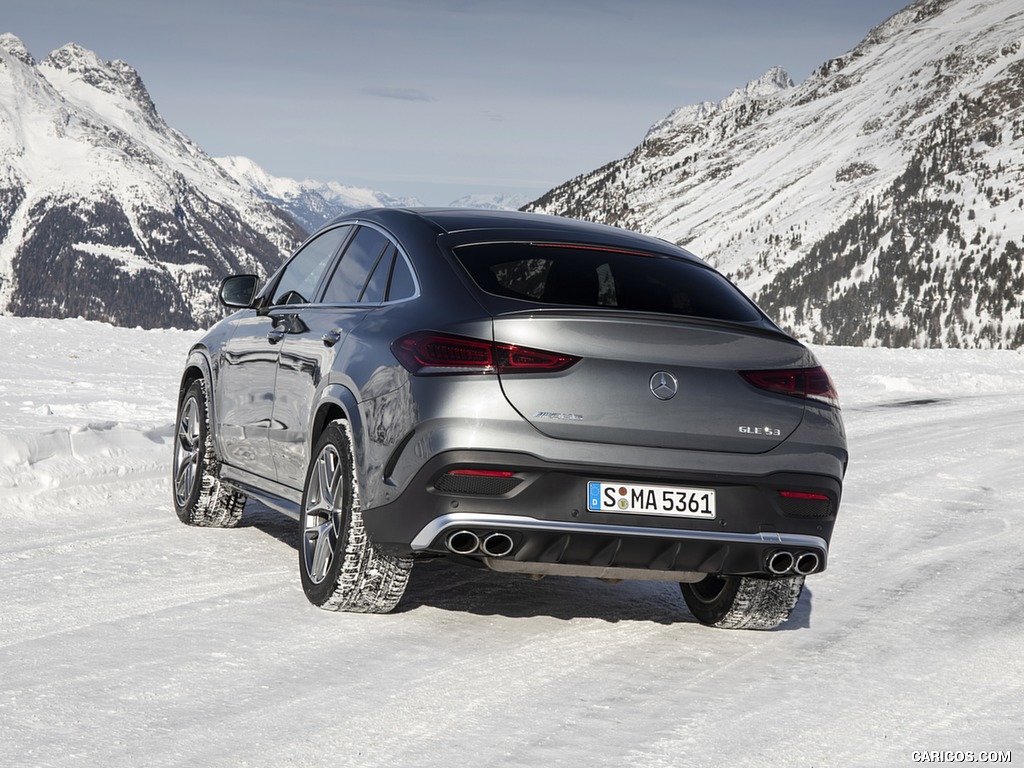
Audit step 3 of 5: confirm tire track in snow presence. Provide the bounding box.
[0,499,297,651]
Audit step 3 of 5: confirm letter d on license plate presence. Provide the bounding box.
[587,481,716,519]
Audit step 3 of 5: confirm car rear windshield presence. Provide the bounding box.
[452,242,762,323]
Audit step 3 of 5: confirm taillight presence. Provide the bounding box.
[740,366,840,408]
[392,331,579,376]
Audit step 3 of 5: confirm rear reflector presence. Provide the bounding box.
[778,490,834,518]
[779,490,830,501]
[392,331,579,376]
[740,366,840,408]
[435,469,522,495]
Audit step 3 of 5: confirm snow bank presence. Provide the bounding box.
[0,316,198,511]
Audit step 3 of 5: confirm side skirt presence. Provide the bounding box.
[220,464,303,520]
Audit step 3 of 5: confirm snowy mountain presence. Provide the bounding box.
[215,155,421,233]
[216,156,527,230]
[0,34,304,329]
[527,0,1024,349]
[447,192,532,211]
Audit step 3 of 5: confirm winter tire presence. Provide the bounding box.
[681,573,805,630]
[299,420,412,613]
[172,379,246,527]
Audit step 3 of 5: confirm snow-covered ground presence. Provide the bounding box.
[1,315,1021,767]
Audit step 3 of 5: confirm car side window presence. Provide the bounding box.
[387,252,417,301]
[321,226,390,304]
[359,245,395,304]
[271,226,351,306]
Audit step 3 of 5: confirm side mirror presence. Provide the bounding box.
[219,274,260,308]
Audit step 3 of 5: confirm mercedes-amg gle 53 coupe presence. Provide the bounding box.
[173,208,847,629]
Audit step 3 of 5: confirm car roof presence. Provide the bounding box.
[403,207,609,234]
[332,207,701,262]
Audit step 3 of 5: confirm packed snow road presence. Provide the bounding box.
[1,317,1021,767]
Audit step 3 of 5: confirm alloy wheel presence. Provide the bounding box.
[302,444,344,585]
[173,396,202,507]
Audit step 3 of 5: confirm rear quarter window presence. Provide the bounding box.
[453,242,761,323]
[321,225,390,304]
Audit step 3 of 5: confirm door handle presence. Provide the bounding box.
[321,329,343,347]
[267,329,287,344]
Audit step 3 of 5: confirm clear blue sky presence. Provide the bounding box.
[6,0,910,204]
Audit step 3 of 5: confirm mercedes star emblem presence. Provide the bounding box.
[649,371,678,400]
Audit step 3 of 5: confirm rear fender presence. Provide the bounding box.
[309,383,366,488]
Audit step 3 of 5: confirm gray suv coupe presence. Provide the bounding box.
[173,208,847,629]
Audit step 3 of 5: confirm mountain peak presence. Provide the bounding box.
[0,41,303,329]
[40,42,157,119]
[646,65,793,140]
[731,66,794,102]
[0,33,34,66]
[40,42,103,74]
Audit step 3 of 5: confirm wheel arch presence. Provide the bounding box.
[178,348,213,405]
[309,384,366,486]
[177,347,218,446]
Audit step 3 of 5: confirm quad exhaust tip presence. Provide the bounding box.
[480,532,514,558]
[446,530,480,556]
[767,549,821,576]
[445,530,515,558]
[794,551,820,576]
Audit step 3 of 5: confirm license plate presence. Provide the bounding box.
[587,481,716,518]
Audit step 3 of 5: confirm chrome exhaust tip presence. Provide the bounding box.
[766,550,795,575]
[480,532,514,558]
[446,530,480,555]
[794,551,820,576]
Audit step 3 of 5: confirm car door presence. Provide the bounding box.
[214,225,352,481]
[270,224,394,490]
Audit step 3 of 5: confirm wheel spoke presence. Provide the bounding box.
[175,453,197,499]
[308,520,336,580]
[306,446,343,516]
[178,400,199,448]
[317,450,334,508]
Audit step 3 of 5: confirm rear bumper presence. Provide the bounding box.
[362,448,842,580]
[410,511,827,582]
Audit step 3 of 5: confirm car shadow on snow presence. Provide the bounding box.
[398,558,814,630]
[236,501,813,629]
[396,558,688,624]
[239,500,301,549]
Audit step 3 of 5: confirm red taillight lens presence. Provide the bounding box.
[393,333,495,373]
[392,332,579,376]
[740,366,840,408]
[779,490,830,501]
[435,468,523,495]
[497,344,578,372]
[447,469,516,478]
